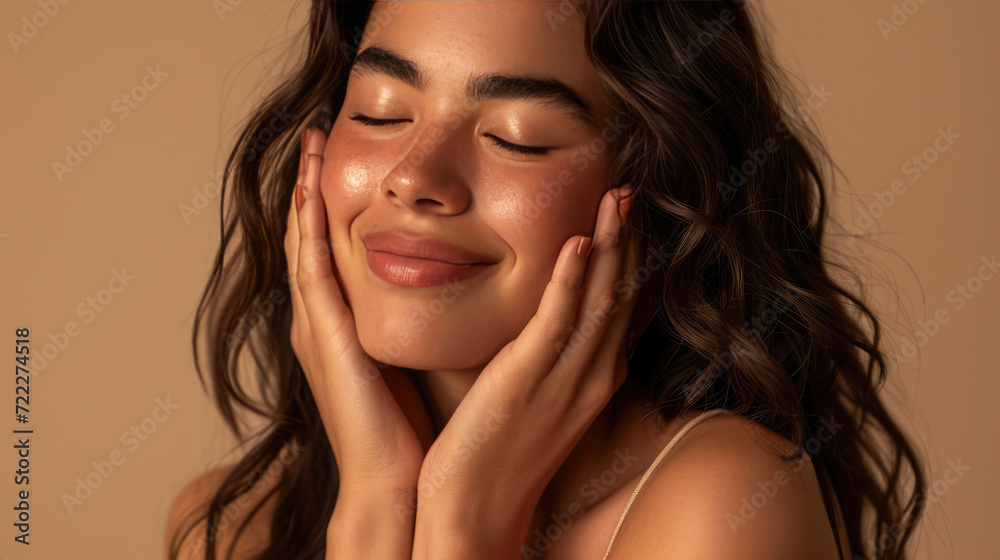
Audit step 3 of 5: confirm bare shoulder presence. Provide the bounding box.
[165,463,280,560]
[608,412,850,560]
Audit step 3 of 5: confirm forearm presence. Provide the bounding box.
[326,487,417,560]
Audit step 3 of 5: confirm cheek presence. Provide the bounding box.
[321,131,378,203]
[317,135,382,307]
[337,158,373,196]
[483,159,608,263]
[319,134,389,244]
[465,161,607,351]
[320,159,363,257]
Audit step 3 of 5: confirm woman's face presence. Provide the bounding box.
[321,0,621,370]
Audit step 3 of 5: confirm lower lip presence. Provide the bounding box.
[365,250,494,287]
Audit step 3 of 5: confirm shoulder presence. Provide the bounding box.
[165,463,279,560]
[609,411,847,560]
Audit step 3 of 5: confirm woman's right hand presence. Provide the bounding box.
[283,127,428,508]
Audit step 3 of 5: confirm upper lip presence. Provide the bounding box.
[363,229,500,265]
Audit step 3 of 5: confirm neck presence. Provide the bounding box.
[396,358,666,518]
[412,366,482,433]
[406,352,640,447]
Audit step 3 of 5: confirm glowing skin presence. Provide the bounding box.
[320,1,618,375]
[280,3,849,558]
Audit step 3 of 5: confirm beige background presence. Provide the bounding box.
[1,1,995,558]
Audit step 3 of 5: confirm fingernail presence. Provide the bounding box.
[306,128,324,155]
[577,236,593,257]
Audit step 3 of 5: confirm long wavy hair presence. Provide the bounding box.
[169,1,927,559]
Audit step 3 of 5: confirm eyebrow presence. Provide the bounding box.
[349,46,597,129]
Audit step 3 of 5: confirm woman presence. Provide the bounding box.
[167,1,927,559]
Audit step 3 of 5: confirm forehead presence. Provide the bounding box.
[355,1,610,122]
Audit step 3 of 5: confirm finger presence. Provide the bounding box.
[294,128,351,329]
[285,130,310,327]
[589,222,643,391]
[505,232,593,379]
[554,186,633,366]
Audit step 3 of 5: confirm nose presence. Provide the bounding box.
[379,118,472,215]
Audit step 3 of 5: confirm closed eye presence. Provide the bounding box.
[482,133,550,156]
[349,114,410,127]
[349,114,551,156]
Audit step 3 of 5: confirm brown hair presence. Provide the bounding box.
[170,2,926,559]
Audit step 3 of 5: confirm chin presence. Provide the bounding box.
[356,314,502,372]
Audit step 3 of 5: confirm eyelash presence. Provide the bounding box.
[348,114,551,156]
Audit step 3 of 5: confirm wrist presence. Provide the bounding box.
[412,495,533,560]
[326,487,418,559]
[334,484,418,525]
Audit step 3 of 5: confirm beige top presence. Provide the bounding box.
[602,408,732,559]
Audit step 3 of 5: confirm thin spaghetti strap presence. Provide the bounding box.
[602,408,731,560]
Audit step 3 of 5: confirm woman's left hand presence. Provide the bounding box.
[412,185,643,559]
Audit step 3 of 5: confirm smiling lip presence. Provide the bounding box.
[363,230,499,288]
